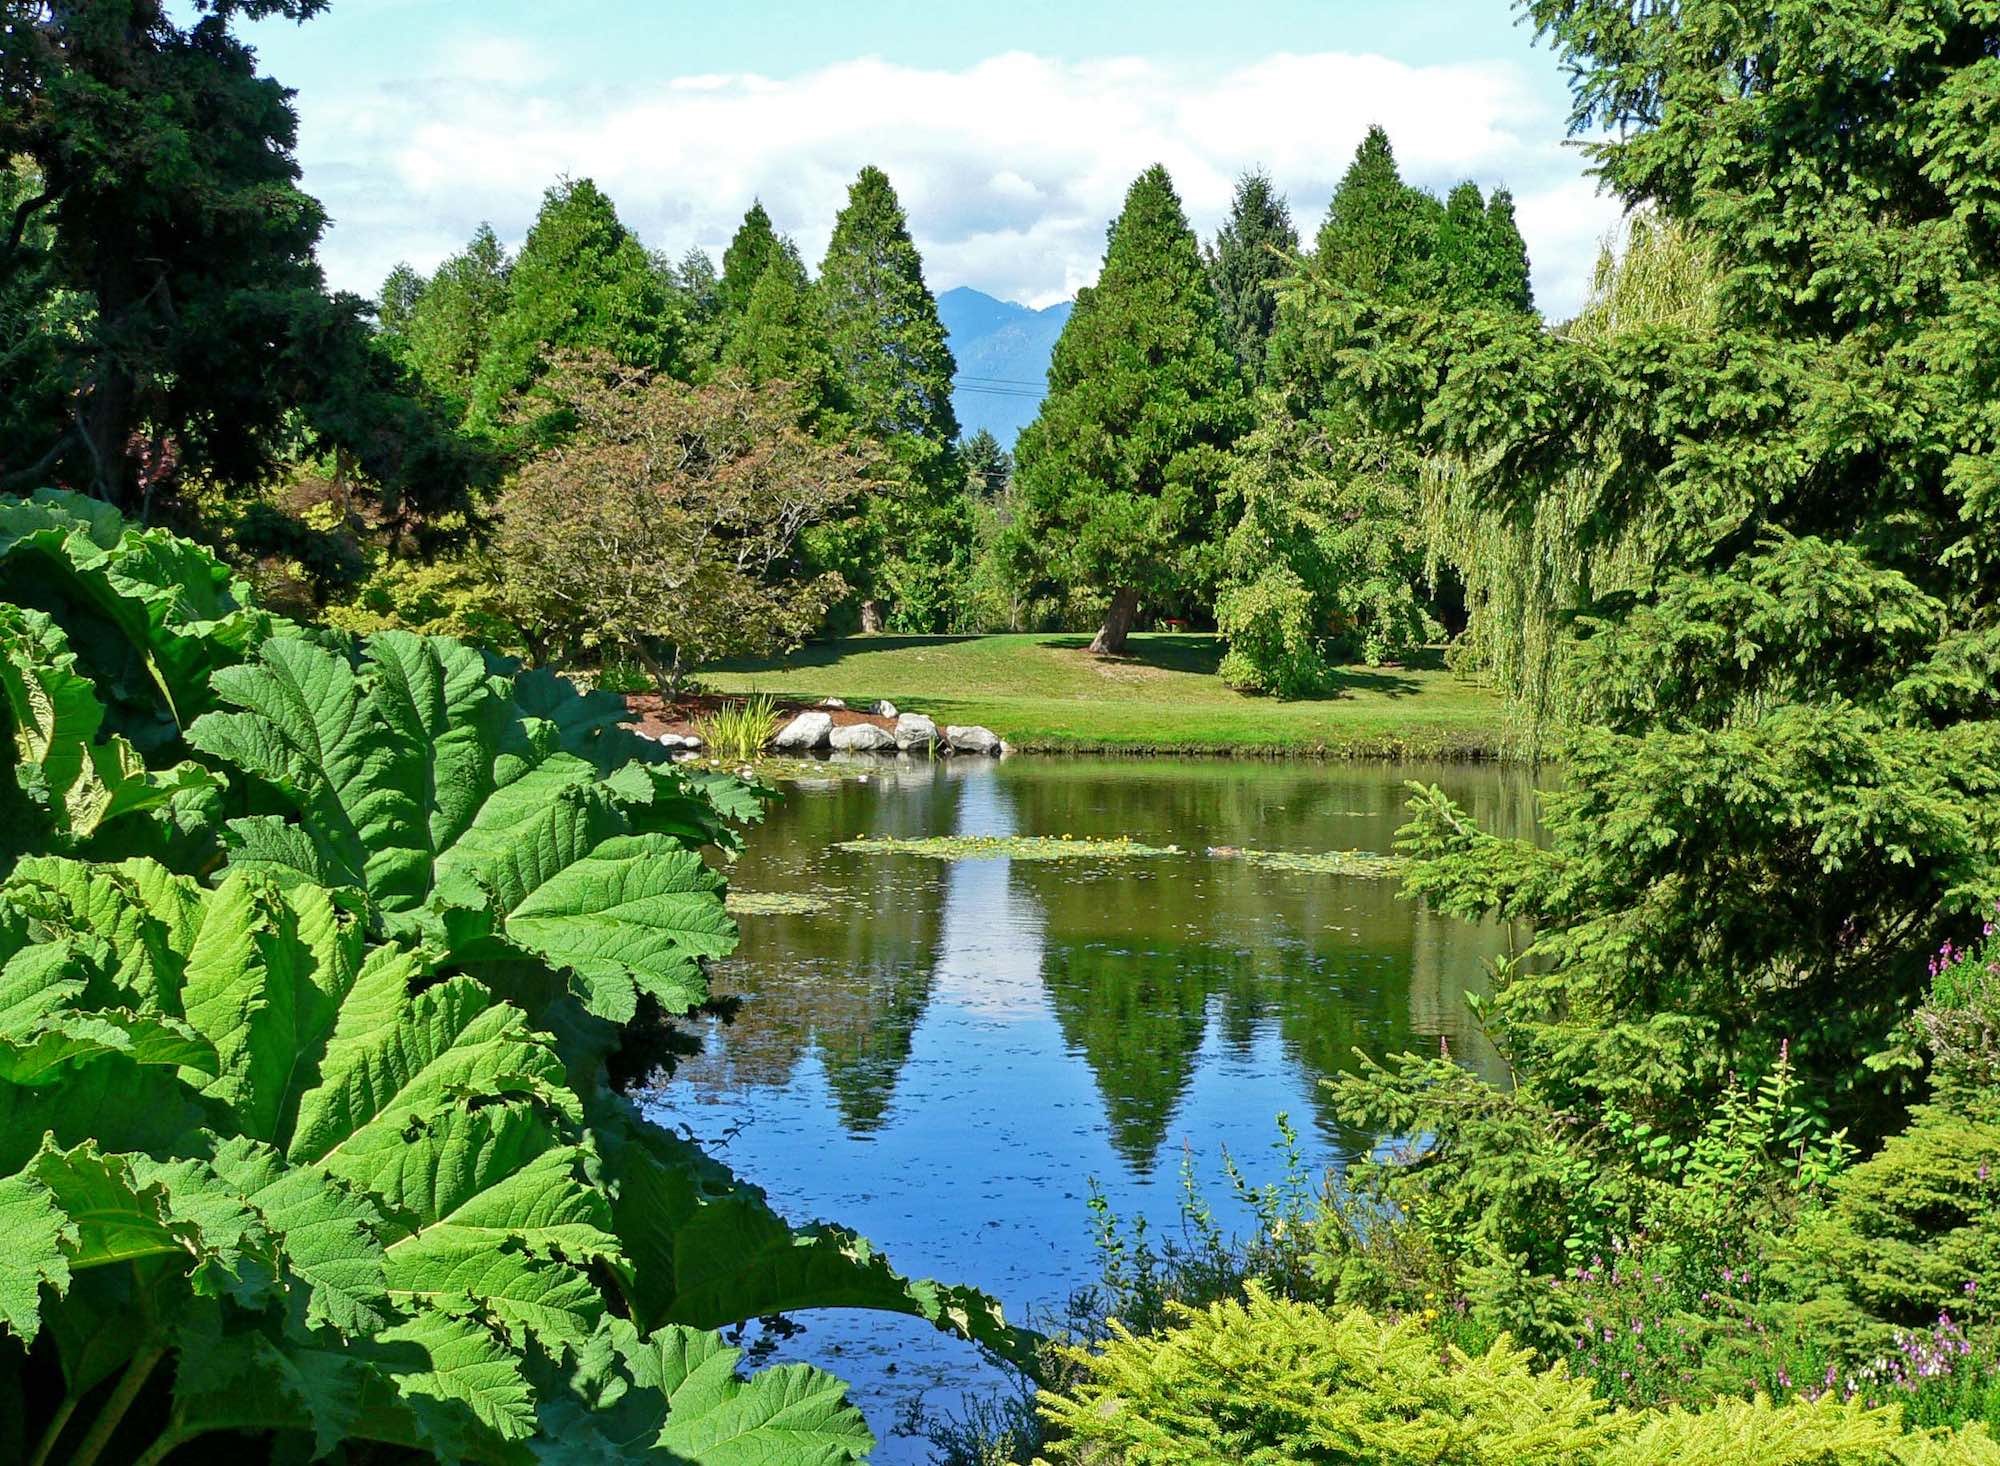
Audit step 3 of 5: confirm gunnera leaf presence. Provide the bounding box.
[189,632,739,1022]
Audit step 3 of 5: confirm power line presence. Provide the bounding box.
[951,384,1044,399]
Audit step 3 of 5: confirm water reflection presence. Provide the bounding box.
[674,756,1529,1163]
[652,755,1540,1461]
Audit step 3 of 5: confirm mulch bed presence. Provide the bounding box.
[623,691,896,741]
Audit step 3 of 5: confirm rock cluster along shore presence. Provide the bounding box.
[766,701,1006,758]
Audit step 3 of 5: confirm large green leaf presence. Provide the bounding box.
[0,606,219,868]
[190,632,740,1021]
[0,861,618,1445]
[0,1168,72,1342]
[533,1318,872,1465]
[0,490,288,754]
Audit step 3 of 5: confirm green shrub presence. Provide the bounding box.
[1036,1287,2000,1465]
[1038,1283,1616,1464]
[1216,564,1330,698]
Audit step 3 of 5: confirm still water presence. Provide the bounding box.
[645,755,1539,1461]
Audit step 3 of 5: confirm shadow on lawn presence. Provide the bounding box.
[1041,634,1436,699]
[716,633,1439,701]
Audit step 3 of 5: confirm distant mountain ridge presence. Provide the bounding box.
[936,285,1072,446]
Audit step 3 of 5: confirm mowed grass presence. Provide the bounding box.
[704,633,1507,757]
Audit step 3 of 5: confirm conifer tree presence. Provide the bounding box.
[718,200,797,325]
[1481,188,1533,313]
[671,245,726,367]
[469,178,684,429]
[0,0,465,511]
[1431,181,1535,312]
[1313,125,1443,304]
[1012,165,1249,655]
[377,263,426,338]
[1323,0,2000,1284]
[816,165,970,631]
[1206,170,1299,386]
[723,253,841,423]
[397,223,511,413]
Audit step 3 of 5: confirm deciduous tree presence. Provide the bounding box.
[496,356,873,692]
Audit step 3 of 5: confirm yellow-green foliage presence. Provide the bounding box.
[1036,1286,2000,1466]
[321,551,519,649]
[1037,1282,1615,1464]
[1608,1395,2000,1466]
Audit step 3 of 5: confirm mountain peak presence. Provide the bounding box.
[937,286,1073,446]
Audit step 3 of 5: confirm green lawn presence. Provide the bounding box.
[706,633,1508,757]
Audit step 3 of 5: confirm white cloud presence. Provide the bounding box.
[295,46,1624,318]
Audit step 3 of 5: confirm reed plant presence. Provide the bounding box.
[696,692,780,760]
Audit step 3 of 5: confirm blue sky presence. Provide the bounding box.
[241,1,1621,316]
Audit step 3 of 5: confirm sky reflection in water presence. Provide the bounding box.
[645,755,1540,1461]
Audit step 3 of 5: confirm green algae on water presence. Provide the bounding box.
[725,890,848,916]
[1209,846,1409,878]
[836,833,1182,862]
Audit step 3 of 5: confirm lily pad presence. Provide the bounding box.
[836,834,1181,862]
[1209,847,1409,878]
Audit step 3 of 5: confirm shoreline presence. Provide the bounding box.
[672,631,1521,765]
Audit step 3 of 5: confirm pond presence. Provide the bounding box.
[644,755,1541,1461]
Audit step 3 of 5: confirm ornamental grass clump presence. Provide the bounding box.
[696,692,781,761]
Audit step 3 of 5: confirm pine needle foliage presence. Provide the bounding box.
[1329,0,2000,1209]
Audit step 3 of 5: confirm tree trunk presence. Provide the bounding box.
[859,599,886,633]
[1089,588,1140,656]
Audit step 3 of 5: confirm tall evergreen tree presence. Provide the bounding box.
[718,201,797,325]
[1430,181,1535,312]
[817,165,970,631]
[0,0,454,513]
[469,178,685,429]
[377,263,426,338]
[671,245,726,367]
[1480,188,1533,313]
[960,428,1013,499]
[1011,165,1249,655]
[722,253,840,423]
[1313,125,1444,304]
[400,223,511,414]
[1324,0,2000,1288]
[1206,170,1298,385]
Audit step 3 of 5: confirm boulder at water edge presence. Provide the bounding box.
[772,711,834,751]
[945,724,1004,756]
[893,712,939,751]
[830,722,897,753]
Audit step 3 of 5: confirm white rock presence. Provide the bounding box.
[829,722,897,752]
[872,699,899,718]
[656,732,704,751]
[772,711,834,752]
[893,712,939,751]
[945,724,1004,756]
[819,697,847,709]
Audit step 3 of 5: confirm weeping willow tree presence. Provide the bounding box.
[1422,212,1719,753]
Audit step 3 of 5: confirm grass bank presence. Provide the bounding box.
[703,633,1508,758]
